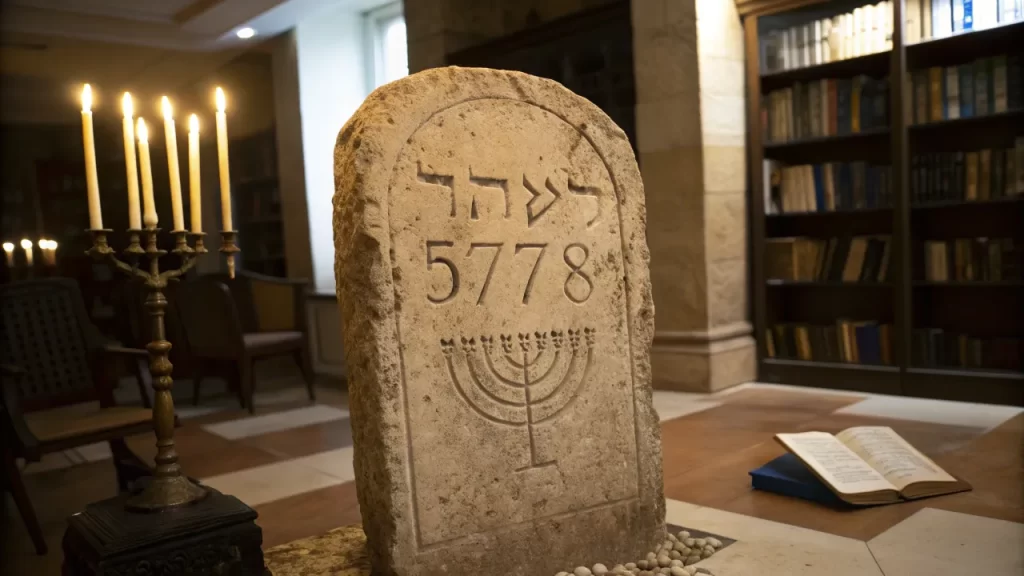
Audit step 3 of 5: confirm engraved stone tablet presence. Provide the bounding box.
[334,67,663,576]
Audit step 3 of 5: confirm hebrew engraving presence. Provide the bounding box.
[523,174,562,228]
[417,161,456,217]
[469,168,511,220]
[441,327,596,470]
[568,176,602,228]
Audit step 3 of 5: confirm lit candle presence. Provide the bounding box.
[215,87,233,231]
[20,239,33,267]
[47,240,59,266]
[3,242,13,267]
[122,93,142,229]
[137,118,157,228]
[81,85,103,229]
[188,114,202,233]
[162,97,185,231]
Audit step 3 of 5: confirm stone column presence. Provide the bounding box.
[632,0,755,392]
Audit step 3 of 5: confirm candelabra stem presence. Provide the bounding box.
[123,231,207,511]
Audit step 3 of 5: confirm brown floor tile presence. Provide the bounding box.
[125,425,282,479]
[239,419,354,460]
[256,481,361,548]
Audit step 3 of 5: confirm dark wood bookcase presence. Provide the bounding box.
[745,1,1024,405]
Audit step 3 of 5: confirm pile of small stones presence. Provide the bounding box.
[555,530,723,576]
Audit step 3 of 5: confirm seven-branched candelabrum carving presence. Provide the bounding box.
[441,328,595,470]
[86,227,239,511]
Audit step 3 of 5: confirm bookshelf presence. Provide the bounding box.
[746,0,1024,406]
[232,130,286,278]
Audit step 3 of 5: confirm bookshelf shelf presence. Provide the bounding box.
[760,51,890,92]
[746,2,1024,406]
[906,19,1024,69]
[914,281,1024,288]
[767,280,891,288]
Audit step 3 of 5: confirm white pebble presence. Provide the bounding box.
[684,555,701,566]
[706,537,722,549]
[625,563,637,570]
[693,538,706,548]
[695,569,715,575]
[574,567,593,576]
[556,573,569,576]
[647,552,657,561]
[657,554,671,567]
[670,568,688,576]
[593,563,609,575]
[670,559,683,567]
[637,560,649,570]
[677,531,690,540]
[683,538,696,548]
[611,565,627,575]
[668,533,679,542]
[669,550,681,560]
[685,568,699,575]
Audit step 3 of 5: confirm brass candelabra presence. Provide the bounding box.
[87,227,238,511]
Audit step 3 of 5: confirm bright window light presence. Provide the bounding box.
[366,3,408,89]
[236,27,256,39]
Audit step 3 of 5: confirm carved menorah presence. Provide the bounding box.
[441,327,595,470]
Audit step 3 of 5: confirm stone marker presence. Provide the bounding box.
[333,66,664,576]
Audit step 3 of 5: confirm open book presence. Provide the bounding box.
[775,426,971,505]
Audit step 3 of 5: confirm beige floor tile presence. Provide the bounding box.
[868,508,1024,576]
[200,458,344,508]
[836,396,1023,431]
[203,404,349,440]
[665,499,884,575]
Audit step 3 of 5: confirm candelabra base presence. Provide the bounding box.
[62,482,265,576]
[125,473,208,511]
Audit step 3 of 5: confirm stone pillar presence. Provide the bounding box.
[632,0,755,392]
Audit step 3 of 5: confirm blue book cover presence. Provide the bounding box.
[749,453,849,507]
[855,324,882,364]
[813,165,825,212]
[959,64,975,117]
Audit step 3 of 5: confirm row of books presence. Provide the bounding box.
[906,0,1024,44]
[766,236,892,283]
[922,237,1021,281]
[760,2,893,74]
[911,143,1024,205]
[911,329,1023,371]
[910,55,1023,124]
[767,321,894,365]
[764,161,892,214]
[765,76,889,143]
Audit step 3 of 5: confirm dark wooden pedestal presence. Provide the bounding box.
[61,485,265,575]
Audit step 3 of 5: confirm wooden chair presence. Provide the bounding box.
[0,279,154,554]
[177,272,315,413]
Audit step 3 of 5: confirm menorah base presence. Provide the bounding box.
[62,482,265,576]
[125,473,208,511]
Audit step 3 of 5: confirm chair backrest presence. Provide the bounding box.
[0,279,99,409]
[205,271,308,333]
[176,277,244,357]
[204,272,260,333]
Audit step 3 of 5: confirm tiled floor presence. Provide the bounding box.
[3,376,1022,575]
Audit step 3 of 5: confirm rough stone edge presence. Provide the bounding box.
[333,66,664,573]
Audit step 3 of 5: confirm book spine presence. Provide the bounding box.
[946,67,961,119]
[907,0,922,43]
[976,58,991,116]
[960,64,975,117]
[934,0,954,37]
[993,55,1008,114]
[966,151,979,200]
[929,67,945,121]
[979,149,992,200]
[1008,55,1022,110]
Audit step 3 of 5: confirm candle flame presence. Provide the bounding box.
[82,84,92,113]
[189,114,199,133]
[137,118,148,142]
[122,92,133,118]
[2,242,13,253]
[215,87,226,112]
[20,239,32,249]
[50,240,58,250]
[162,96,173,120]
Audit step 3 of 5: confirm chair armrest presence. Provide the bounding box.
[0,364,41,458]
[103,345,149,359]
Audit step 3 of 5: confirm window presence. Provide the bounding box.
[366,2,408,89]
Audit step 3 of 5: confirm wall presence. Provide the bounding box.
[294,7,369,294]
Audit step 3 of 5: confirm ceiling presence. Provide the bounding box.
[0,0,385,125]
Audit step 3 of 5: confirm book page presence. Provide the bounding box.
[837,426,957,491]
[777,432,895,494]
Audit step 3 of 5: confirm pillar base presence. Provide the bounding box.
[651,322,756,392]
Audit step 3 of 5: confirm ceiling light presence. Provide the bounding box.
[236,27,256,39]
